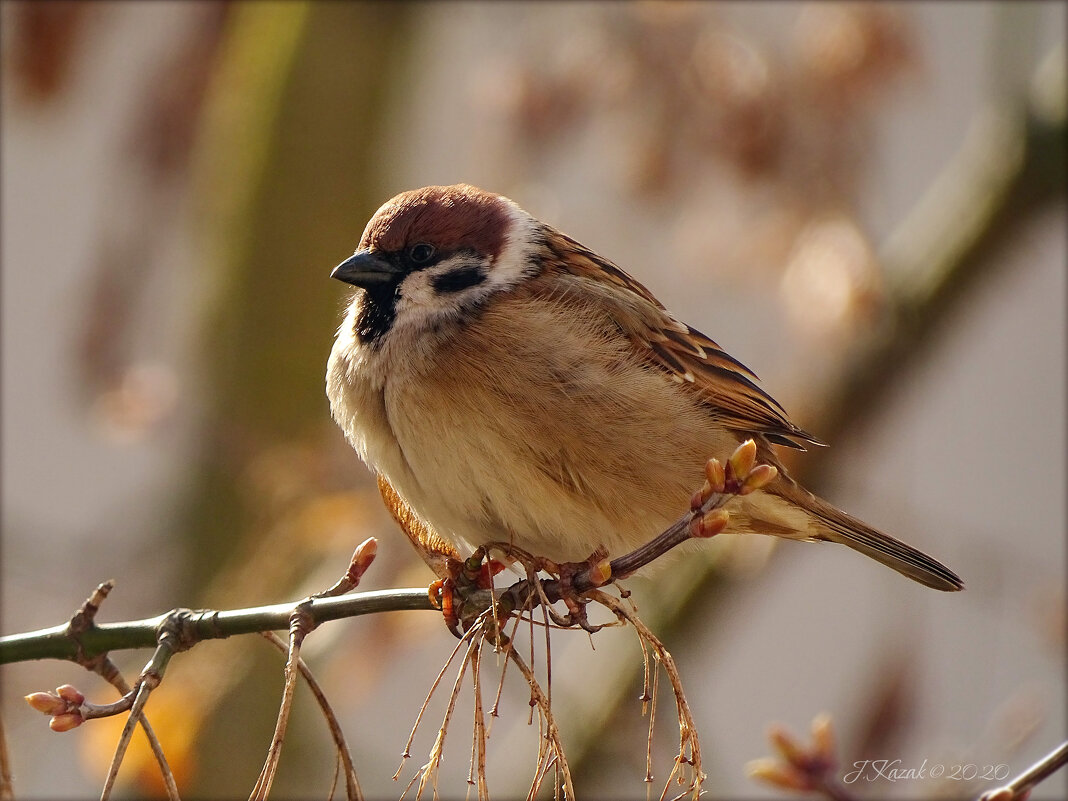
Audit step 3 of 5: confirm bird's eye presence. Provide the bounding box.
[408,243,435,265]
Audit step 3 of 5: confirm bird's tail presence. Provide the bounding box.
[766,479,964,591]
[813,496,963,591]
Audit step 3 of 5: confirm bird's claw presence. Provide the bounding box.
[429,550,507,637]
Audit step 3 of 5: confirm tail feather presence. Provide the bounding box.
[768,478,964,592]
[819,516,964,591]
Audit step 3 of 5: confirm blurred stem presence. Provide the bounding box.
[174,4,414,794]
[181,1,413,596]
[979,740,1068,801]
[818,84,1065,445]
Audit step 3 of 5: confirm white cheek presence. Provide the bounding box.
[396,271,437,311]
[486,203,540,290]
[393,271,459,334]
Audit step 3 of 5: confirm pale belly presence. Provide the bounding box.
[378,338,738,563]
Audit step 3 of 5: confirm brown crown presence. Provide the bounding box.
[359,184,509,260]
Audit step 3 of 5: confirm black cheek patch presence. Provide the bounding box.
[431,266,485,294]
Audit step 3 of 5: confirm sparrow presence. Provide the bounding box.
[326,184,963,592]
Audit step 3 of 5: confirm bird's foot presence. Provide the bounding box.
[537,547,612,633]
[429,547,506,637]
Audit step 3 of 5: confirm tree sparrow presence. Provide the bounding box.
[326,184,962,592]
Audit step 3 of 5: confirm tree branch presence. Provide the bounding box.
[0,588,436,665]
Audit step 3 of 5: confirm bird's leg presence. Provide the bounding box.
[429,548,507,637]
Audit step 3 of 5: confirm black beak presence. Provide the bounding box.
[331,250,402,288]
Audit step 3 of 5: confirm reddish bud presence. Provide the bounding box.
[740,464,778,495]
[49,712,84,732]
[691,480,713,510]
[810,713,835,761]
[746,759,812,792]
[692,508,730,538]
[55,685,85,705]
[728,439,758,482]
[354,537,377,568]
[768,724,808,768]
[704,458,726,493]
[26,692,65,715]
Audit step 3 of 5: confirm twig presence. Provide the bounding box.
[468,637,490,801]
[22,584,181,799]
[248,609,310,801]
[251,539,376,801]
[0,714,13,801]
[505,639,575,801]
[747,714,854,801]
[394,622,484,783]
[100,641,174,801]
[589,590,704,801]
[258,632,362,801]
[415,628,482,799]
[978,741,1068,801]
[5,446,763,671]
[97,671,180,801]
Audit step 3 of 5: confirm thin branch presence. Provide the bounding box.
[250,541,376,801]
[258,632,362,801]
[505,638,575,800]
[1,588,436,665]
[249,610,310,801]
[590,590,704,801]
[100,670,163,801]
[393,620,484,782]
[96,671,180,801]
[978,741,1068,801]
[0,714,13,801]
[747,713,853,801]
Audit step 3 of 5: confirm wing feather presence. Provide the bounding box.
[538,228,824,449]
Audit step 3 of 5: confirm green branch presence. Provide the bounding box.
[0,587,435,665]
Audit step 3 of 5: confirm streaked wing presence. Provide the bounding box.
[542,229,824,449]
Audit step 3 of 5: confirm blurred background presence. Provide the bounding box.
[1,2,1064,799]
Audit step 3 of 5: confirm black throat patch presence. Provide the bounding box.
[354,279,402,345]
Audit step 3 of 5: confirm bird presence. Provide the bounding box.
[326,184,963,592]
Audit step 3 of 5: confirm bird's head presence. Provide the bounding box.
[332,184,540,344]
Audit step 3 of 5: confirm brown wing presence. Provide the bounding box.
[540,228,824,450]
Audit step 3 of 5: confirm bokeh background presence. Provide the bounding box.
[2,2,1065,799]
